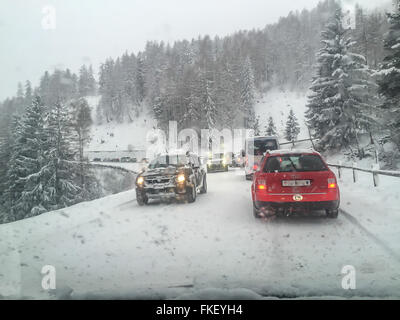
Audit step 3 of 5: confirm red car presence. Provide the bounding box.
[251,149,340,219]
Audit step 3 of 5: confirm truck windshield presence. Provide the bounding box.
[264,155,328,173]
[210,153,224,159]
[149,155,188,169]
[247,139,278,156]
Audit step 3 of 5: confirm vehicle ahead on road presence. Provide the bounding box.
[227,152,244,168]
[207,153,229,173]
[251,149,340,219]
[121,157,137,163]
[135,152,207,205]
[243,136,280,180]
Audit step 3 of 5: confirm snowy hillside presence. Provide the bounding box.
[254,89,308,140]
[85,96,156,152]
[86,89,309,153]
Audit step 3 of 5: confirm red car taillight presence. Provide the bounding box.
[256,179,267,191]
[328,178,337,189]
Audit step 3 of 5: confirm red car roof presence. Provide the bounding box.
[267,149,322,157]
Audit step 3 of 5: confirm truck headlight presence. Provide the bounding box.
[137,176,144,185]
[177,174,185,183]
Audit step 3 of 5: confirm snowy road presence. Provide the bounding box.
[1,169,400,299]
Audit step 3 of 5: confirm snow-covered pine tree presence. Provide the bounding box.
[78,65,88,97]
[152,95,164,127]
[306,9,378,151]
[17,82,24,99]
[78,65,96,97]
[87,65,97,95]
[203,79,217,130]
[121,53,138,112]
[111,58,124,123]
[265,116,278,136]
[198,70,217,130]
[6,96,51,219]
[46,101,81,208]
[254,116,261,136]
[181,65,201,129]
[240,56,256,129]
[147,56,168,129]
[333,18,380,154]
[136,53,146,103]
[13,82,27,114]
[285,109,300,145]
[306,12,345,147]
[0,116,21,222]
[0,102,15,196]
[353,5,369,64]
[68,99,101,201]
[378,3,400,151]
[98,59,116,122]
[0,134,9,202]
[214,58,239,130]
[368,12,390,69]
[70,98,92,164]
[25,80,33,105]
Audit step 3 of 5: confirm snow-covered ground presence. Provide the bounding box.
[84,96,156,152]
[334,167,400,248]
[88,116,156,152]
[86,96,156,152]
[1,168,399,299]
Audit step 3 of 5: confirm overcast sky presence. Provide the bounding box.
[0,0,392,101]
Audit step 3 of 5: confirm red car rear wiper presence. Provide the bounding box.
[287,158,298,172]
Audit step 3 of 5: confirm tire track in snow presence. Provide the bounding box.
[340,209,400,263]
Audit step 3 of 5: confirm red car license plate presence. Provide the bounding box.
[282,180,311,187]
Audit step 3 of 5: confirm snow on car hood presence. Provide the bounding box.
[140,166,183,177]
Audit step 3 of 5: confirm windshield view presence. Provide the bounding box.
[1,0,400,309]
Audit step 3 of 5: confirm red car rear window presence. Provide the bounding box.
[263,154,328,173]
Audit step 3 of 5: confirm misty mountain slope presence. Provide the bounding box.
[85,88,308,152]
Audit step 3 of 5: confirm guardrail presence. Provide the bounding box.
[67,160,139,174]
[327,162,400,187]
[87,162,138,174]
[280,138,320,146]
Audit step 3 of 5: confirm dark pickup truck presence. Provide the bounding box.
[135,152,207,205]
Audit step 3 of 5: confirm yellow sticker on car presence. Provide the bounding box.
[293,194,303,201]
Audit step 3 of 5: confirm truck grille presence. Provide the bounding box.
[145,176,173,185]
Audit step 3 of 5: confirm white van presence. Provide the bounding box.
[243,136,280,180]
